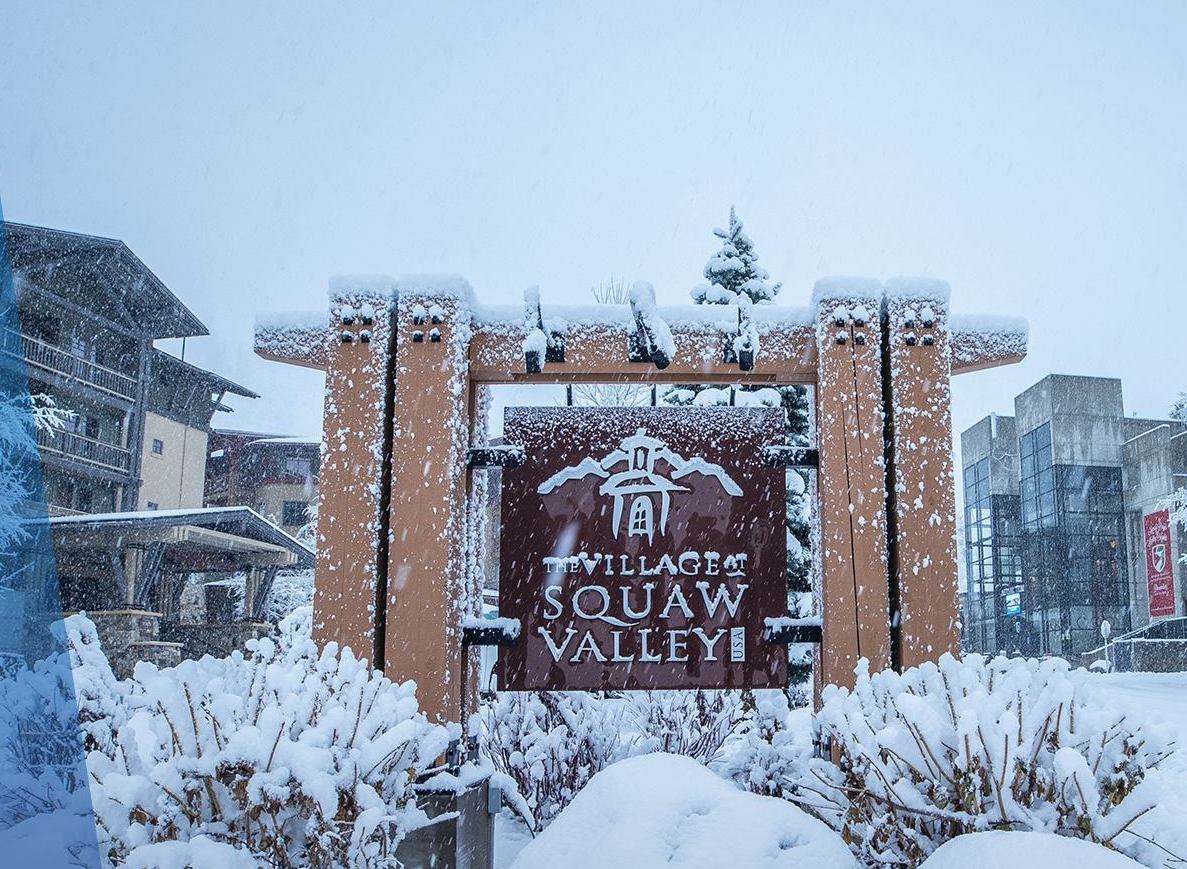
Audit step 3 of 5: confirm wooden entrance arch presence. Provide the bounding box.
[256,277,1025,722]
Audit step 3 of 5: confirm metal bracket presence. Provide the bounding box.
[523,288,566,373]
[763,620,823,645]
[627,282,672,370]
[462,625,522,646]
[467,445,526,468]
[762,446,819,468]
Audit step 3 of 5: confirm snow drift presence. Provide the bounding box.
[918,831,1144,869]
[509,752,856,869]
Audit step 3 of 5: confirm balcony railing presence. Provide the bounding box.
[36,427,132,475]
[1,328,138,401]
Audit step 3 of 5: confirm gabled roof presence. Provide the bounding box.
[2,222,208,339]
[152,348,258,398]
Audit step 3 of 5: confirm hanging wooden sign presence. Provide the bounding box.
[497,406,787,691]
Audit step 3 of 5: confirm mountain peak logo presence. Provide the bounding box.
[537,428,742,543]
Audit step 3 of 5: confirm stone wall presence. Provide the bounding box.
[86,609,182,677]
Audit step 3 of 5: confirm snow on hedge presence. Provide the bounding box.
[800,653,1176,867]
[510,752,857,869]
[52,607,455,867]
[918,831,1144,869]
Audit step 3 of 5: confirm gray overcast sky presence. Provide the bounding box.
[2,2,1184,450]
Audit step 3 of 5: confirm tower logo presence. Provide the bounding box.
[537,428,742,543]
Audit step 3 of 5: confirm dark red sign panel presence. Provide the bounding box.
[1145,509,1177,619]
[497,407,787,691]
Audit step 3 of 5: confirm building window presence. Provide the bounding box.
[152,438,164,456]
[282,500,308,527]
[146,501,159,511]
[1019,422,1054,530]
[962,457,1024,656]
[284,456,312,478]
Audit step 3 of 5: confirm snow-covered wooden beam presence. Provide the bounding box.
[254,311,330,370]
[950,314,1029,374]
[254,290,1026,382]
[469,306,816,383]
[460,616,521,647]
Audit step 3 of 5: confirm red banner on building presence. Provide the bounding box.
[497,406,787,692]
[1144,509,1177,619]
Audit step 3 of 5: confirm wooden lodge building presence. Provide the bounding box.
[1,222,312,671]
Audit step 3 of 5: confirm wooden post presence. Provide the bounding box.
[385,284,474,723]
[883,280,960,669]
[311,282,394,665]
[814,280,892,690]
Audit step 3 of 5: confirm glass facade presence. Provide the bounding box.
[963,420,1131,659]
[963,458,1022,654]
[1017,422,1129,656]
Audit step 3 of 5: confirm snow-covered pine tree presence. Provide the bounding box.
[690,206,781,305]
[1171,391,1187,423]
[666,208,814,698]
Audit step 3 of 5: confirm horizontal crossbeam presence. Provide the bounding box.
[763,621,823,645]
[462,625,522,646]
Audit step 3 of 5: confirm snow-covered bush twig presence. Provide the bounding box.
[626,689,742,765]
[77,606,452,867]
[792,653,1175,867]
[725,690,808,800]
[482,692,623,833]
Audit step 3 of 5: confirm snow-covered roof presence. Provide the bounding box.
[151,348,259,398]
[42,506,314,566]
[3,221,209,339]
[246,435,321,446]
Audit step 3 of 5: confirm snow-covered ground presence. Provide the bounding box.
[496,672,1187,869]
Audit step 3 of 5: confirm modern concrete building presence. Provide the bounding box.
[961,375,1187,661]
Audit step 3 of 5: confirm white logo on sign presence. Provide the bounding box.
[537,428,742,543]
[1153,544,1167,574]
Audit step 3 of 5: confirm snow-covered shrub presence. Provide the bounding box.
[264,569,315,623]
[78,606,452,867]
[795,653,1175,867]
[724,690,809,799]
[0,620,104,831]
[626,689,742,764]
[482,691,624,832]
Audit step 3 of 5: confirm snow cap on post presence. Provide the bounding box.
[811,276,884,308]
[329,274,399,298]
[392,273,475,305]
[883,276,951,305]
[812,277,884,333]
[883,277,951,337]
